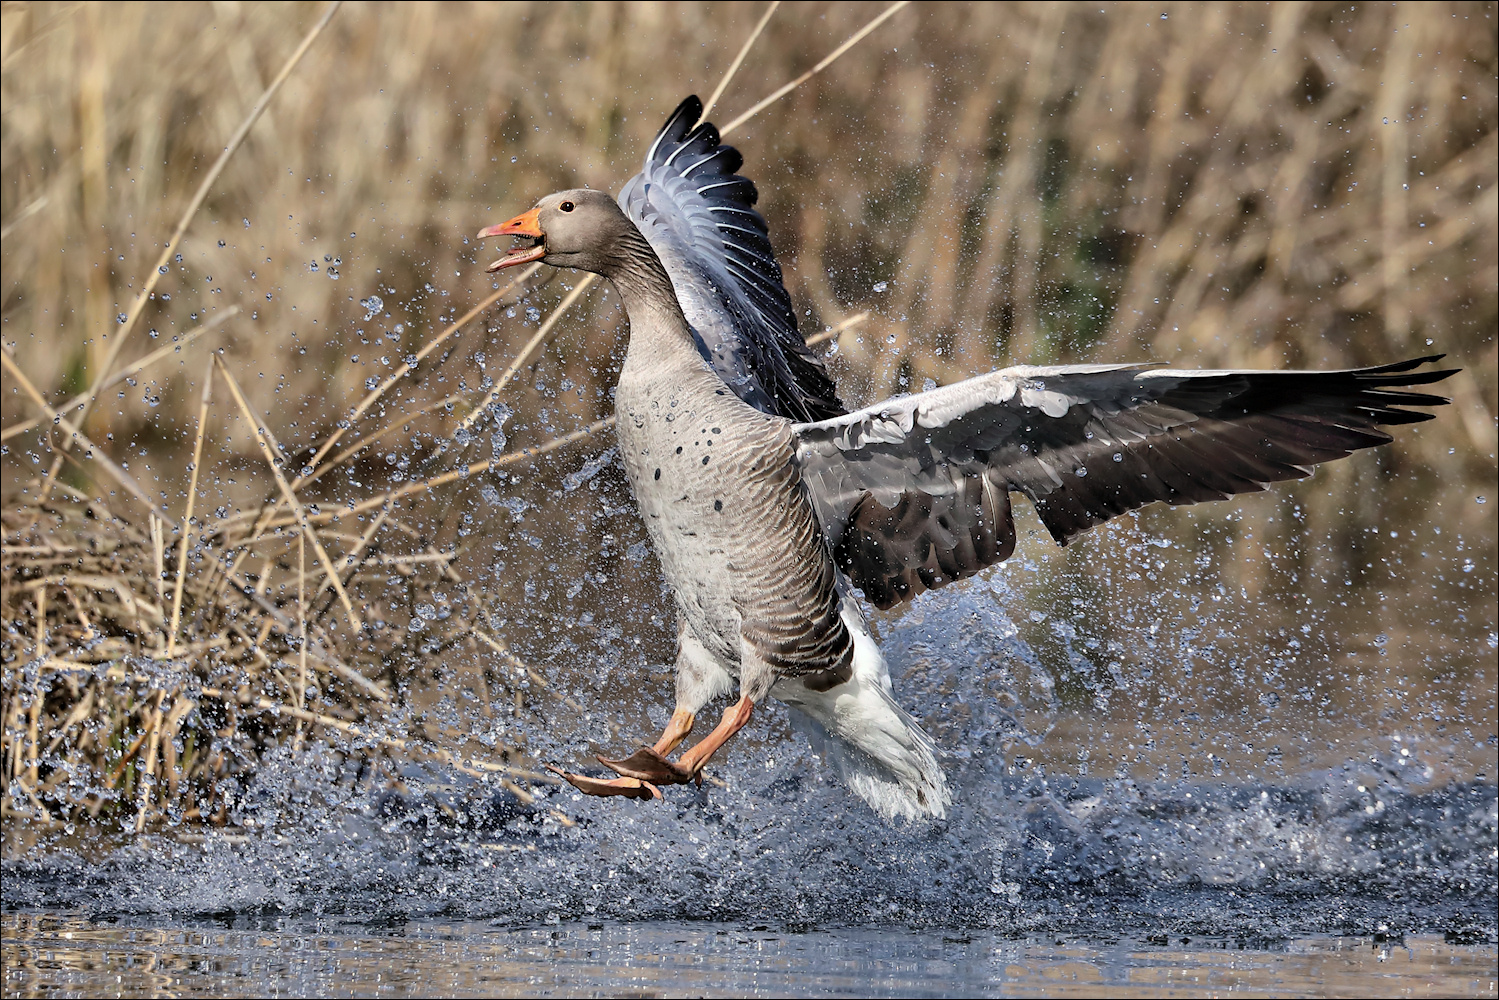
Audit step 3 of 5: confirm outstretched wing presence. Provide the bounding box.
[793,356,1456,609]
[618,95,844,422]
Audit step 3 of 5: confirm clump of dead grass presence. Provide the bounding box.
[0,387,562,837]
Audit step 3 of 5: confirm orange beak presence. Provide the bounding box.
[477,206,546,271]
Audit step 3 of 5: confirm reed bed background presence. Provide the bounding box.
[2,1,1495,839]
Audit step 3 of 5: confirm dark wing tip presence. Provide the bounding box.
[986,357,1462,549]
[1352,355,1457,383]
[1353,357,1458,420]
[653,95,705,153]
[687,120,722,150]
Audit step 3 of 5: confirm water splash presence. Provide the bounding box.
[3,588,1492,940]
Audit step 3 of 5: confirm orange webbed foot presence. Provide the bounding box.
[546,764,662,801]
[597,746,695,785]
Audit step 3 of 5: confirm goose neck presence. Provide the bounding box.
[602,230,695,350]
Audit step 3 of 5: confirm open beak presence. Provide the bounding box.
[478,206,546,272]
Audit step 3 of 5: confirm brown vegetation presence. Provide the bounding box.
[1,2,1495,836]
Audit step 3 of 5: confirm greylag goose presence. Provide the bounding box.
[476,98,1455,821]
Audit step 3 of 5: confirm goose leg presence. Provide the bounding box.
[597,708,697,783]
[676,695,754,778]
[602,696,753,785]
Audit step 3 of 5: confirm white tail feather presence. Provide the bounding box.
[775,595,949,821]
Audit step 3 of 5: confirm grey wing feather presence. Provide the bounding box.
[793,356,1456,609]
[619,96,843,422]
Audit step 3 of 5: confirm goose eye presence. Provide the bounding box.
[560,201,575,212]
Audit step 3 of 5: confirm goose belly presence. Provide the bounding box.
[615,382,817,671]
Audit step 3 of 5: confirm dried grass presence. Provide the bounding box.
[1,2,1495,836]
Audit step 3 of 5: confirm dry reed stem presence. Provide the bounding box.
[149,515,165,617]
[300,261,545,481]
[57,585,96,642]
[43,690,95,759]
[0,307,236,443]
[0,193,49,240]
[366,552,456,568]
[702,0,781,119]
[295,531,307,752]
[134,690,163,833]
[73,2,342,433]
[457,275,597,435]
[252,313,869,533]
[471,627,586,717]
[216,359,363,633]
[25,586,44,787]
[721,0,912,136]
[167,360,214,656]
[162,695,195,800]
[0,3,83,73]
[303,507,388,622]
[1,349,174,526]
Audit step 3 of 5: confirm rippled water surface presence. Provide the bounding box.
[4,915,1496,999]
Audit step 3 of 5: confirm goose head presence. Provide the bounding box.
[478,188,636,276]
